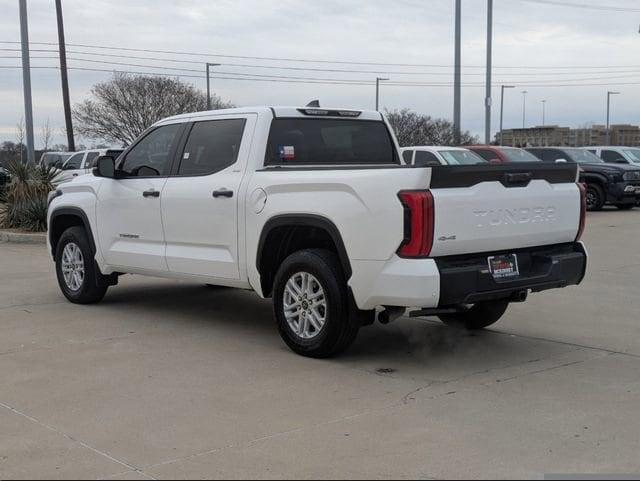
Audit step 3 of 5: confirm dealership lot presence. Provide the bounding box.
[1,209,639,480]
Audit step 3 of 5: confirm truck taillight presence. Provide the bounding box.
[576,183,587,241]
[397,191,435,258]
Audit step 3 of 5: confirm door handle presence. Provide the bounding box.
[143,190,160,198]
[213,189,234,199]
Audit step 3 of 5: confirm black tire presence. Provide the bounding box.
[586,184,605,211]
[616,203,635,211]
[273,249,359,358]
[55,226,108,304]
[438,300,509,331]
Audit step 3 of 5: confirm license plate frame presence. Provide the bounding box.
[488,254,520,280]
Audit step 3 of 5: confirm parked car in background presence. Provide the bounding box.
[584,146,640,166]
[400,146,487,166]
[57,149,124,184]
[467,145,541,163]
[48,106,587,358]
[0,166,10,193]
[527,147,640,211]
[39,152,73,170]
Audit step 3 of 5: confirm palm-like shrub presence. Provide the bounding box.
[0,161,58,232]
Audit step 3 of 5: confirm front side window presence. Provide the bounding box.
[63,153,84,170]
[622,149,640,164]
[501,148,540,163]
[414,150,442,167]
[439,150,486,166]
[565,149,603,164]
[120,124,182,177]
[601,150,626,163]
[178,119,246,176]
[265,118,398,165]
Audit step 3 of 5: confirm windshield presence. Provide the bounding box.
[439,150,487,166]
[501,148,540,163]
[565,149,604,164]
[622,149,640,164]
[41,153,72,169]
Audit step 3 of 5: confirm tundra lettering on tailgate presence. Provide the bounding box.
[473,206,557,228]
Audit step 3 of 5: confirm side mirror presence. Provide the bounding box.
[555,158,568,163]
[94,156,115,178]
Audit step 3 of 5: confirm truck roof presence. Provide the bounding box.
[158,106,384,125]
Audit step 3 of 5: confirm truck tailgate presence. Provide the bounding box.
[428,163,581,257]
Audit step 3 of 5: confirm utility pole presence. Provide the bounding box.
[541,99,547,126]
[606,91,620,146]
[375,77,389,111]
[453,0,462,145]
[19,0,35,164]
[206,63,221,110]
[499,85,515,146]
[521,90,528,129]
[484,0,493,145]
[56,0,75,152]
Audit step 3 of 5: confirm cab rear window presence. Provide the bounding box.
[265,118,398,166]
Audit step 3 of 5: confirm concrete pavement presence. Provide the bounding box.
[0,208,639,479]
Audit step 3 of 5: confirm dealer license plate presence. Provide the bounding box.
[488,254,520,280]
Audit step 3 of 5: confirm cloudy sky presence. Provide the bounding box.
[1,0,640,147]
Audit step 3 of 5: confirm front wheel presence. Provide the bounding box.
[273,249,359,358]
[438,300,509,330]
[586,184,605,211]
[55,227,108,304]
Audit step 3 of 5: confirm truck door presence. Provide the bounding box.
[161,115,256,280]
[96,123,184,272]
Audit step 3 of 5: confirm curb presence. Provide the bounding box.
[0,230,47,245]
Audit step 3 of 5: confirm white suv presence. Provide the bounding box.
[584,146,640,166]
[57,149,124,184]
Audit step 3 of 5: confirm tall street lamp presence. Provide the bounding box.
[521,90,528,129]
[375,77,389,112]
[606,91,620,146]
[206,63,221,110]
[499,85,515,146]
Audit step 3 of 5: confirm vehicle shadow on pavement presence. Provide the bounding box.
[95,280,565,380]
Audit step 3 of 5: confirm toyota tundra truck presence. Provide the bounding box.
[47,106,588,358]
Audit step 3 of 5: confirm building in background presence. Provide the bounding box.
[498,124,640,147]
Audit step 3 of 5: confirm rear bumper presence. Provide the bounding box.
[435,242,587,307]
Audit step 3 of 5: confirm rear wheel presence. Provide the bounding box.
[585,184,605,211]
[438,300,509,331]
[55,227,108,304]
[273,249,359,358]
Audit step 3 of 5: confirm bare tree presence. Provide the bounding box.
[73,73,234,145]
[15,118,25,163]
[385,108,478,147]
[40,118,54,152]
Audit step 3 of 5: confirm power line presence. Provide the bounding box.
[516,0,640,12]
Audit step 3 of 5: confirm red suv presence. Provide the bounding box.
[467,146,541,163]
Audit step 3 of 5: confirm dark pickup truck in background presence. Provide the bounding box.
[527,147,640,211]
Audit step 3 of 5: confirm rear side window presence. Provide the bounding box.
[265,118,398,166]
[473,149,496,161]
[178,119,246,176]
[601,150,626,163]
[414,151,442,167]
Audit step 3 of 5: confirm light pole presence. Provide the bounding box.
[55,0,75,152]
[499,85,515,146]
[606,91,620,146]
[521,90,528,129]
[206,63,221,110]
[484,0,493,145]
[375,77,389,111]
[19,0,35,164]
[541,99,547,126]
[453,0,462,145]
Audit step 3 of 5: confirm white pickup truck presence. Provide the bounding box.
[47,106,588,358]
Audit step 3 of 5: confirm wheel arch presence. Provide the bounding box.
[256,214,352,298]
[49,207,96,260]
